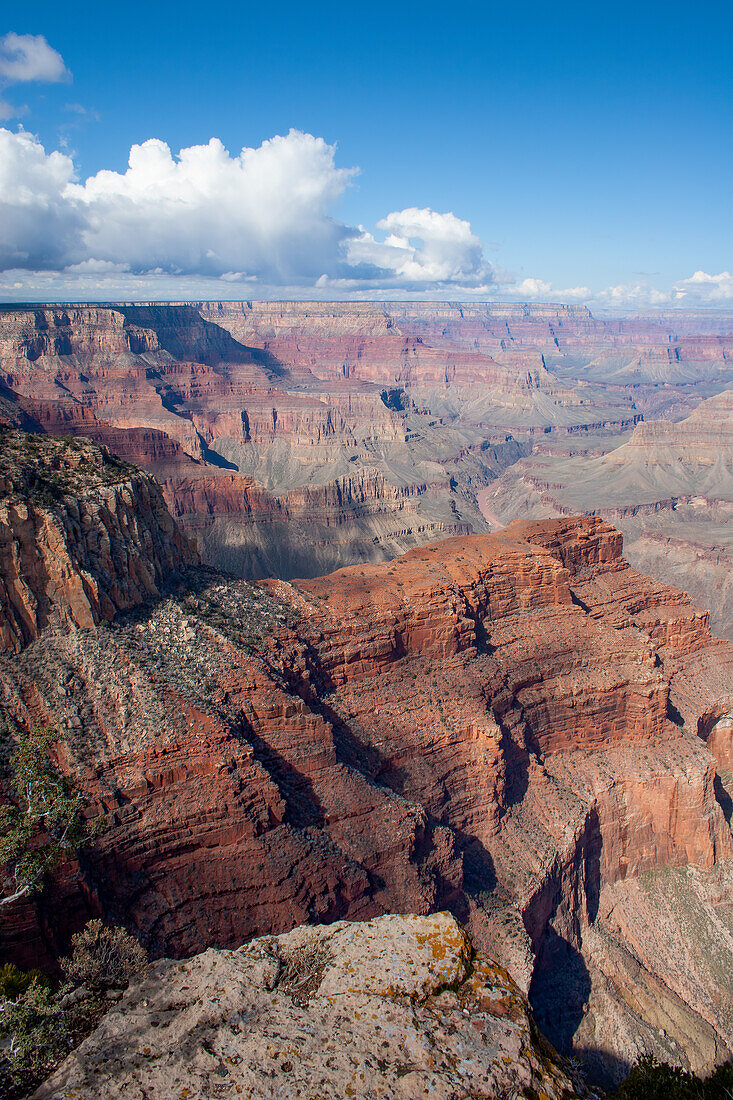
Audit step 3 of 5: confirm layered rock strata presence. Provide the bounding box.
[0,304,518,576]
[0,431,196,652]
[479,387,733,639]
[0,473,731,1083]
[6,300,729,581]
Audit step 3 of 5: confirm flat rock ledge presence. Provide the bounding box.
[35,913,578,1099]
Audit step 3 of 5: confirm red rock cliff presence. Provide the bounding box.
[0,432,197,652]
[0,498,731,1078]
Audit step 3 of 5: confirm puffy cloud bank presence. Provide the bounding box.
[674,270,733,304]
[340,208,494,289]
[1,125,730,306]
[590,274,733,308]
[0,127,498,291]
[0,130,83,269]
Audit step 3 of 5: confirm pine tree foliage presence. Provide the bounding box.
[0,725,101,906]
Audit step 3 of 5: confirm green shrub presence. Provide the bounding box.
[0,963,51,1000]
[0,920,148,1097]
[61,919,149,991]
[0,978,105,1099]
[0,725,103,906]
[610,1054,733,1099]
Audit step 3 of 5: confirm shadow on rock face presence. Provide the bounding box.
[573,1047,632,1092]
[714,773,733,825]
[529,930,591,1057]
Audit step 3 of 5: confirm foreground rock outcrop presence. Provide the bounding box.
[35,913,581,1100]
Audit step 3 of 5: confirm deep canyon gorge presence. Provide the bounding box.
[0,301,732,1094]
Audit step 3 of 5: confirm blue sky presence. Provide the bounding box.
[0,0,731,305]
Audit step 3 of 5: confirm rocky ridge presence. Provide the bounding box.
[478,387,733,639]
[0,431,197,652]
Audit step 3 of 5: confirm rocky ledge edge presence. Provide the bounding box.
[35,912,585,1099]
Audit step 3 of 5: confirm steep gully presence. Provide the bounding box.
[0,437,731,1084]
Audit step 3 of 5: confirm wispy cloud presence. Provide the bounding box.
[503,277,592,303]
[594,282,676,308]
[0,32,70,119]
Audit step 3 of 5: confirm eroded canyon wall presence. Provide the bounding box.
[479,386,733,639]
[4,301,730,588]
[0,431,197,652]
[0,439,731,1084]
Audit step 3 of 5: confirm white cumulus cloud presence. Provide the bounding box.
[0,33,70,118]
[0,33,70,83]
[0,128,84,269]
[341,207,496,289]
[674,270,733,304]
[0,127,500,291]
[68,130,357,282]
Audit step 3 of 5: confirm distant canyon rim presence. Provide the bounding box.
[0,298,731,636]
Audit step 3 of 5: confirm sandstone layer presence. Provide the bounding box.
[35,912,581,1100]
[0,431,197,653]
[0,457,731,1085]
